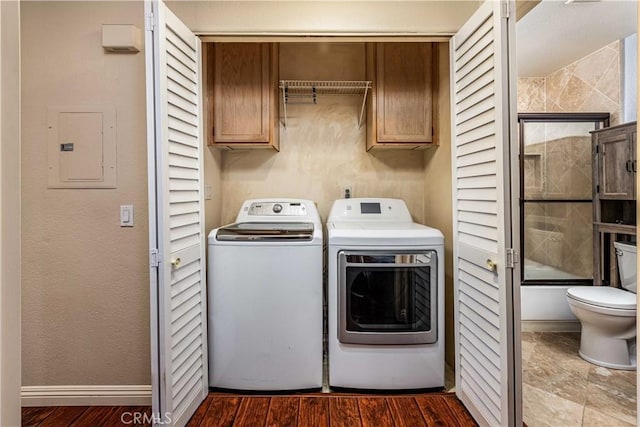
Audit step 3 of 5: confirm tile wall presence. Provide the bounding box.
[518,41,622,278]
[518,41,621,124]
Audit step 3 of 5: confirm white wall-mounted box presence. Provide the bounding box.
[102,24,141,53]
[47,105,117,189]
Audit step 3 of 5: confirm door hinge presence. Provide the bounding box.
[145,12,154,32]
[501,0,510,18]
[150,248,160,268]
[506,248,519,269]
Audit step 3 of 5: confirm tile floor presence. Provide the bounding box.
[522,331,637,427]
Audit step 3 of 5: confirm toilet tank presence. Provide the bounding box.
[614,241,637,294]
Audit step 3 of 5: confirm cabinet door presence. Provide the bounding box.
[214,43,271,143]
[599,131,634,199]
[376,43,433,143]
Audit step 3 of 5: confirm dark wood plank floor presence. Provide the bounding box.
[22,406,152,426]
[22,392,477,427]
[188,392,477,427]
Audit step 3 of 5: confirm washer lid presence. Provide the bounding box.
[216,222,314,241]
[567,286,636,310]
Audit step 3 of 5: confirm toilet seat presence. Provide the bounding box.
[567,286,636,310]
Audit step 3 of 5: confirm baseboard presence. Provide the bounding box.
[21,385,152,407]
[522,320,581,333]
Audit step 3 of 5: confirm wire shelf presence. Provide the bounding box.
[279,80,372,128]
[280,80,371,96]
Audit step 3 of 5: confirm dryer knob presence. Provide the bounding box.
[273,203,283,213]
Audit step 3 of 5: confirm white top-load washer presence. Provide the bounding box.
[327,198,444,389]
[208,199,323,390]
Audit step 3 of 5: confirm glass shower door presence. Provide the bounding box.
[519,113,610,284]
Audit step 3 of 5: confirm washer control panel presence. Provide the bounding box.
[248,201,307,216]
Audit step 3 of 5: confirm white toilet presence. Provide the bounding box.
[567,241,637,370]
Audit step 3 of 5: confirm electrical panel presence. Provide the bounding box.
[47,105,116,188]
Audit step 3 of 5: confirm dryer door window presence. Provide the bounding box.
[338,251,438,345]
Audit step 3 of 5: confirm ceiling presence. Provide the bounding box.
[517,0,638,77]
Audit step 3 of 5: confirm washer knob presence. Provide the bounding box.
[272,203,283,213]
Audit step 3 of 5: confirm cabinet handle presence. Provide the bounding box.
[633,160,637,173]
[626,160,632,172]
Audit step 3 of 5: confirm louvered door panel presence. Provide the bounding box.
[146,1,208,426]
[452,1,520,426]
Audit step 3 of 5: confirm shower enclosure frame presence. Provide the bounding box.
[518,112,610,286]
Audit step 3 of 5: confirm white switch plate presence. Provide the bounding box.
[204,185,212,200]
[120,205,134,227]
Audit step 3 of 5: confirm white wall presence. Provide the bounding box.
[166,1,478,35]
[520,286,577,322]
[0,0,21,424]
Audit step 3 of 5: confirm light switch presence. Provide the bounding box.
[120,205,134,227]
[205,185,213,200]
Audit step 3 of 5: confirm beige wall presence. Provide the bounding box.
[166,1,478,36]
[218,43,427,224]
[21,2,150,386]
[204,149,223,234]
[202,46,224,235]
[424,42,454,367]
[518,41,622,124]
[1,1,22,424]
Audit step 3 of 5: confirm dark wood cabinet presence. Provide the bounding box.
[206,43,279,150]
[592,121,637,285]
[597,125,636,199]
[366,42,436,150]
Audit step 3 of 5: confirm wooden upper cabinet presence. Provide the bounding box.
[595,123,636,200]
[209,43,279,150]
[367,42,435,150]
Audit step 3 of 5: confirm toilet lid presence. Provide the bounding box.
[567,286,636,310]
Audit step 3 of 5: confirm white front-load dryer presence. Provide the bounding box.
[208,199,323,390]
[327,198,444,389]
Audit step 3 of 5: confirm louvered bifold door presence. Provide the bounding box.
[451,1,520,426]
[145,1,208,426]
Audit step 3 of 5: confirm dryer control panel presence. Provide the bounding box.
[328,198,413,222]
